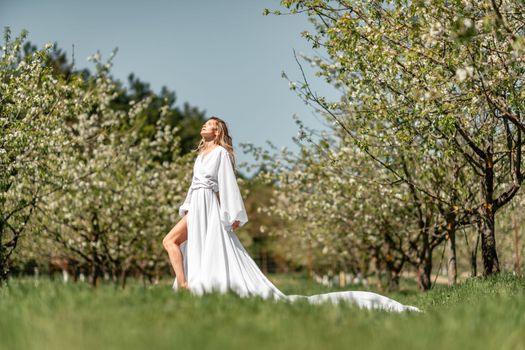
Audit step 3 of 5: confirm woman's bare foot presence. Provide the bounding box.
[179,281,188,289]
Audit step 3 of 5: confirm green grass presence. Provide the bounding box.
[1,273,524,350]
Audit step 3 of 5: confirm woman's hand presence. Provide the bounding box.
[232,220,240,231]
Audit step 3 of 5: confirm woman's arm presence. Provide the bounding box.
[178,186,193,217]
[232,220,240,231]
[217,149,248,230]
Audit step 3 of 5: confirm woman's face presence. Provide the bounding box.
[200,119,218,140]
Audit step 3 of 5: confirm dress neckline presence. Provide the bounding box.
[199,145,221,161]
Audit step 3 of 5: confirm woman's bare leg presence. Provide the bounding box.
[162,214,188,288]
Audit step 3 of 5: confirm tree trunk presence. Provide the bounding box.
[471,224,480,278]
[386,269,400,291]
[480,149,500,275]
[90,257,102,287]
[445,211,457,286]
[513,212,521,275]
[0,256,7,286]
[371,247,385,293]
[120,268,128,289]
[0,252,6,286]
[479,203,500,275]
[262,249,268,274]
[418,238,432,290]
[418,260,432,290]
[0,222,7,286]
[90,263,98,287]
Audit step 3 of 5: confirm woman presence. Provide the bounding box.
[162,116,420,312]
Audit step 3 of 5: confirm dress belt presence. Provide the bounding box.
[190,184,220,204]
[190,183,219,192]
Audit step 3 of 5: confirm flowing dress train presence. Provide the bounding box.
[172,145,420,313]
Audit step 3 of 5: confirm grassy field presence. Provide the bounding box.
[1,273,524,350]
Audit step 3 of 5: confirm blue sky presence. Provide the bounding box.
[1,0,340,177]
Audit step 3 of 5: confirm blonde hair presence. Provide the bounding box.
[195,116,237,171]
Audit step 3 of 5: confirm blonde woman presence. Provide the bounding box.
[162,116,420,312]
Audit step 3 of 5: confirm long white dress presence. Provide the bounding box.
[173,145,420,313]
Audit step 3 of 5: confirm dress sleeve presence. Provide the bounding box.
[217,148,248,229]
[178,186,193,218]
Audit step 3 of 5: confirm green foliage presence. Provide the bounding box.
[0,27,207,284]
[263,0,525,282]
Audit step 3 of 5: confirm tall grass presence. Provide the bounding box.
[1,273,524,350]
